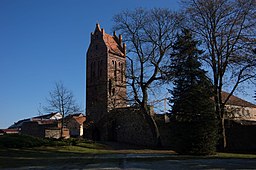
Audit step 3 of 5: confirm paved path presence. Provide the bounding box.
[6,154,256,170]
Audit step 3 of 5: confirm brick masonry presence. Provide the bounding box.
[86,24,127,123]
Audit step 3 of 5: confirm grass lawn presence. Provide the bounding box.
[215,152,256,159]
[0,134,255,169]
[1,144,256,169]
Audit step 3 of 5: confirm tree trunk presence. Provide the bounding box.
[61,117,64,138]
[219,104,227,150]
[221,117,227,149]
[141,87,161,146]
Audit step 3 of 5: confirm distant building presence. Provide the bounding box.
[65,113,86,137]
[9,112,70,139]
[218,92,256,151]
[21,119,69,139]
[222,92,256,121]
[8,112,62,130]
[0,129,19,135]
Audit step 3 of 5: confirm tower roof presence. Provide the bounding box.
[93,23,125,56]
[103,34,124,56]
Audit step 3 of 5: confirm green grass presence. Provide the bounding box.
[0,134,256,168]
[215,152,256,159]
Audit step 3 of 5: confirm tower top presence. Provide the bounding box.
[91,23,126,57]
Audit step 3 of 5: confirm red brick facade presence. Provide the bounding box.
[86,24,127,123]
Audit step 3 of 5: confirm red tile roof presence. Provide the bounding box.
[94,23,125,56]
[103,33,124,56]
[74,116,86,125]
[222,92,256,108]
[65,113,86,125]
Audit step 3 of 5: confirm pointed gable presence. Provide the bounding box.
[103,33,124,56]
[92,23,125,57]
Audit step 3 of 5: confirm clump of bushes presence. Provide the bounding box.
[169,118,217,155]
[0,134,46,148]
[0,134,87,148]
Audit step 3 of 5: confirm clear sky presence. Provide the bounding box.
[0,0,255,129]
[0,0,181,128]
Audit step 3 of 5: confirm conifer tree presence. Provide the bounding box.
[169,29,217,155]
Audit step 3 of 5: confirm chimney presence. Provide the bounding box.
[101,28,104,34]
[113,31,116,37]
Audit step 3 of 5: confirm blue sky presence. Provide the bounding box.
[0,0,255,129]
[0,0,181,128]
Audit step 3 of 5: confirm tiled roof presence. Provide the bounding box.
[8,118,30,129]
[65,113,86,125]
[103,33,124,56]
[33,112,61,120]
[8,112,61,129]
[222,92,256,108]
[74,116,86,125]
[94,23,125,56]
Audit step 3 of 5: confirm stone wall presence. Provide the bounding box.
[21,121,69,139]
[226,120,256,152]
[21,121,45,137]
[45,128,69,139]
[154,115,173,147]
[96,107,157,146]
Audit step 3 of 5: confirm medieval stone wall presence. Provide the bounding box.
[97,107,157,146]
[226,120,256,151]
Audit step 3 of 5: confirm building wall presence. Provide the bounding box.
[45,128,69,139]
[107,52,126,111]
[97,108,157,146]
[21,122,45,137]
[225,105,256,121]
[66,118,83,137]
[86,28,108,123]
[21,121,69,139]
[226,120,256,151]
[86,24,126,124]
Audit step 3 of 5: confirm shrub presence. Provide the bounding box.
[0,134,46,148]
[170,118,217,155]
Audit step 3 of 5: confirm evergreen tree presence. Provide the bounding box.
[169,29,217,155]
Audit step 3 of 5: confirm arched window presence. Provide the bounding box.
[121,63,124,83]
[114,61,117,81]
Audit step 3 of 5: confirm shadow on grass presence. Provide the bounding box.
[0,147,105,168]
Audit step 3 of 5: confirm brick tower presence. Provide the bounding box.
[86,24,127,123]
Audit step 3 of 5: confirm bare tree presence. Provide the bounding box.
[44,82,80,137]
[182,0,256,149]
[113,8,181,113]
[113,8,181,145]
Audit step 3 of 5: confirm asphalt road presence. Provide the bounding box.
[6,156,256,170]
